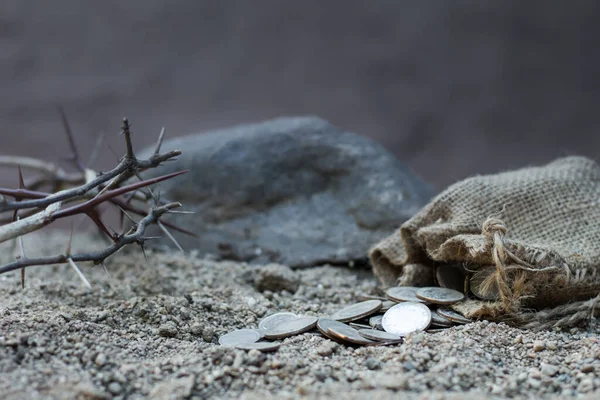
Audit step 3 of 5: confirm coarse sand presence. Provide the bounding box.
[0,231,599,399]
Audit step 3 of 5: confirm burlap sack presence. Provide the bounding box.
[370,156,600,329]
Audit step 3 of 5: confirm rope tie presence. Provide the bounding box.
[481,217,517,311]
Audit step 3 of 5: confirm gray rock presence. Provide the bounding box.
[140,117,434,267]
[254,264,300,293]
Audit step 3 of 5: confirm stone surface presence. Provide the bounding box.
[140,116,434,267]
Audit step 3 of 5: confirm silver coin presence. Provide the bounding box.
[437,308,472,324]
[436,264,467,292]
[356,293,387,302]
[382,302,432,336]
[316,318,350,341]
[258,312,298,330]
[426,328,449,333]
[349,322,372,330]
[263,316,318,339]
[219,329,261,347]
[327,324,376,346]
[369,315,383,328]
[358,329,402,342]
[235,342,281,352]
[251,328,268,338]
[415,287,465,305]
[470,267,500,300]
[385,286,426,303]
[380,300,396,312]
[430,309,455,327]
[330,300,382,322]
[363,340,404,347]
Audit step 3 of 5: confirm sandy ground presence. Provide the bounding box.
[0,231,599,400]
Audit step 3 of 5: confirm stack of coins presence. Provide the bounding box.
[219,286,474,352]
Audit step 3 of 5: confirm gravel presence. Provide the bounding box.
[0,231,599,399]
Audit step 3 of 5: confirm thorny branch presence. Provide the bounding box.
[0,114,193,288]
[0,202,181,274]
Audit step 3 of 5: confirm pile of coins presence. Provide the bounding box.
[219,286,473,352]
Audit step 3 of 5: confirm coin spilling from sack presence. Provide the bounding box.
[218,286,472,352]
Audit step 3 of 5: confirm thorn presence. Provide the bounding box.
[17,165,25,189]
[140,236,162,241]
[67,258,92,289]
[59,106,85,173]
[117,205,138,225]
[10,165,26,223]
[119,208,125,230]
[134,171,157,203]
[101,262,112,281]
[166,210,196,215]
[66,223,74,255]
[154,127,166,155]
[18,215,25,289]
[139,244,148,260]
[158,220,184,252]
[121,118,134,158]
[85,209,115,241]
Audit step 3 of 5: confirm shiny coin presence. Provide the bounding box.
[470,267,500,300]
[357,293,387,302]
[358,329,402,342]
[327,324,376,346]
[330,300,382,322]
[382,302,431,336]
[369,315,383,328]
[380,300,396,312]
[258,312,298,330]
[415,287,465,305]
[251,328,268,338]
[430,310,454,327]
[436,264,467,293]
[386,286,426,303]
[349,322,372,330]
[219,329,261,347]
[316,318,349,339]
[263,316,318,339]
[437,308,472,324]
[235,342,281,352]
[426,328,449,334]
[363,340,405,347]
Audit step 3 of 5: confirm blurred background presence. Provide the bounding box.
[1,0,600,190]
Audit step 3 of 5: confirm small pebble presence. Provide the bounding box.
[365,358,382,370]
[94,353,107,367]
[107,382,122,395]
[577,377,594,393]
[158,322,178,338]
[316,342,337,357]
[533,340,545,352]
[513,335,523,344]
[202,327,215,343]
[541,364,558,377]
[580,364,595,373]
